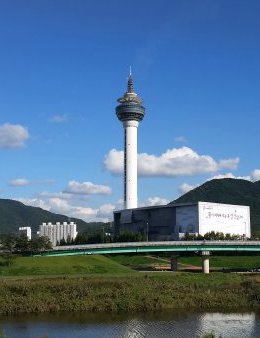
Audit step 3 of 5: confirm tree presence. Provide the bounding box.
[251,231,260,240]
[15,234,29,252]
[87,232,103,244]
[29,236,52,253]
[184,232,197,240]
[114,230,146,242]
[1,234,17,254]
[74,232,89,244]
[203,231,225,240]
[183,233,203,240]
[0,253,17,267]
[66,234,73,245]
[38,236,52,251]
[59,238,66,246]
[0,233,18,266]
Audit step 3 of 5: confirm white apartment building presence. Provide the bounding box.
[18,226,32,240]
[39,221,77,246]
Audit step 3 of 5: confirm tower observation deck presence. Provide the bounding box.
[116,72,145,209]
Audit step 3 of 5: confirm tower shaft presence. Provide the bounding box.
[123,120,139,209]
[116,73,145,210]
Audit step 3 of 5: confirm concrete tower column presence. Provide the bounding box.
[116,71,145,209]
[170,256,178,272]
[201,251,210,274]
[123,120,139,209]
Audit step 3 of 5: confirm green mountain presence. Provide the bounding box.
[170,178,260,232]
[0,199,104,234]
[2,178,260,235]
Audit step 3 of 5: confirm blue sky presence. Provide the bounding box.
[0,0,260,222]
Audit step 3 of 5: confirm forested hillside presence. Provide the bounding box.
[171,178,260,232]
[1,178,260,235]
[0,199,104,234]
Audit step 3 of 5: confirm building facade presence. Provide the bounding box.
[18,226,32,240]
[39,221,77,246]
[114,202,251,240]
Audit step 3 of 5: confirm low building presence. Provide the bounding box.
[114,202,251,240]
[18,226,32,240]
[39,221,77,246]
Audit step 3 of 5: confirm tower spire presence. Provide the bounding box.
[127,67,134,93]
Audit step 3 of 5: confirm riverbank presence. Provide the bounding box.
[1,254,260,276]
[0,272,259,314]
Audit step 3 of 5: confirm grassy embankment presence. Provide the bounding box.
[0,254,259,314]
[1,253,259,276]
[0,255,132,277]
[109,254,260,270]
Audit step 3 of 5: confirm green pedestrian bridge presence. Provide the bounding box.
[40,241,260,274]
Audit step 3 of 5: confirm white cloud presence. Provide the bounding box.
[251,169,260,182]
[113,197,170,210]
[19,197,115,223]
[218,158,240,170]
[16,179,113,222]
[49,114,68,123]
[178,170,259,197]
[210,173,251,181]
[178,183,199,194]
[9,178,55,187]
[174,136,187,143]
[63,180,112,195]
[9,178,30,186]
[114,199,124,211]
[142,196,170,206]
[18,198,52,211]
[104,147,239,177]
[48,198,78,214]
[97,204,116,217]
[0,123,29,148]
[39,191,72,199]
[104,149,124,175]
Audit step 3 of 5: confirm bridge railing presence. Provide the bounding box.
[52,240,260,252]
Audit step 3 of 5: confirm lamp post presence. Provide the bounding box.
[146,220,149,242]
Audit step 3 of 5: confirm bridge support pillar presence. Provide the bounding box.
[201,251,210,274]
[170,256,178,271]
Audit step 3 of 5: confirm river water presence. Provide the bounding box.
[0,311,260,338]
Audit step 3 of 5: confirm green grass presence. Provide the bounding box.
[179,255,260,269]
[0,272,259,314]
[107,254,168,269]
[0,254,259,314]
[108,254,260,270]
[0,255,133,276]
[1,254,258,277]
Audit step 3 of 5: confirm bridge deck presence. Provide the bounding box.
[39,241,260,257]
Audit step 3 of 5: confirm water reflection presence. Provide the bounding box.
[199,313,256,338]
[0,311,259,338]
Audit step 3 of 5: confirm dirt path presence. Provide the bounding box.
[145,255,201,270]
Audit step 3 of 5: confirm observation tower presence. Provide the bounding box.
[116,71,145,209]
